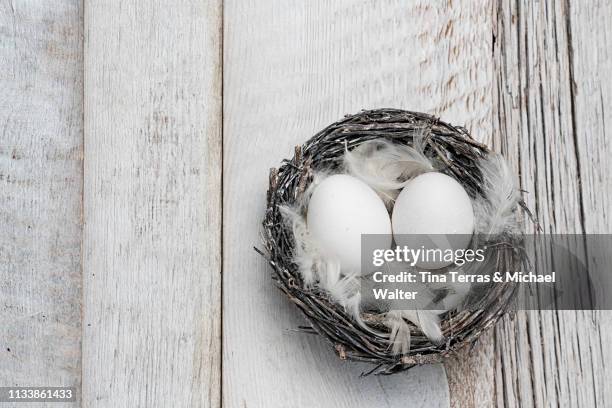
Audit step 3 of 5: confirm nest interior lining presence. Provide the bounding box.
[261,109,524,375]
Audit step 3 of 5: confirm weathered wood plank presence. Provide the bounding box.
[223,1,492,406]
[82,1,222,407]
[0,0,83,406]
[569,1,612,233]
[565,1,612,406]
[448,1,612,406]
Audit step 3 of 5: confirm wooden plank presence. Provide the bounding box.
[569,1,612,233]
[0,0,83,406]
[223,1,492,406]
[448,1,612,406]
[565,1,612,406]
[82,1,222,407]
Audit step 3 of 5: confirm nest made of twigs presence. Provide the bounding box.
[259,109,526,375]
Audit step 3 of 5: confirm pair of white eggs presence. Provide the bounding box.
[306,172,474,273]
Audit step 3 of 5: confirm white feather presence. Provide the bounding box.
[384,311,412,355]
[426,271,472,313]
[278,172,332,286]
[279,205,320,286]
[373,262,445,352]
[384,309,444,355]
[318,259,360,306]
[318,261,390,337]
[406,310,444,345]
[343,138,434,207]
[474,153,520,236]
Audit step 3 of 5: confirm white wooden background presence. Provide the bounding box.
[1,1,611,407]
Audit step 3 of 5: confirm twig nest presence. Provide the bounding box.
[261,109,528,375]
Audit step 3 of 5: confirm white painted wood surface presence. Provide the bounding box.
[223,1,491,407]
[2,1,612,407]
[82,1,222,407]
[570,3,612,403]
[447,1,612,407]
[0,1,83,406]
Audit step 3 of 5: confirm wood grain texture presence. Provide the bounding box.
[0,1,83,406]
[3,1,609,407]
[448,1,612,407]
[569,3,612,403]
[223,1,491,406]
[83,1,222,407]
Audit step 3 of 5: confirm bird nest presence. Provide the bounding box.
[259,109,529,375]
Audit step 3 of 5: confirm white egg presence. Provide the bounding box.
[392,172,474,269]
[307,174,392,274]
